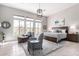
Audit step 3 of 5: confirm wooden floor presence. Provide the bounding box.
[0,40,79,56]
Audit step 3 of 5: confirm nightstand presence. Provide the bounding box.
[67,33,79,42]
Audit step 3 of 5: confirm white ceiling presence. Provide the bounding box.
[1,3,77,16]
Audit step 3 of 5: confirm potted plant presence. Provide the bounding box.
[0,32,5,40]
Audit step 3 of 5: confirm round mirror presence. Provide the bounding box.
[1,21,11,29]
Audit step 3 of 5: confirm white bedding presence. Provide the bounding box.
[44,32,67,42]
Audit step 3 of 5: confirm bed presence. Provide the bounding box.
[44,26,68,43]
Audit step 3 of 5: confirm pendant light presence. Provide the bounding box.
[37,3,43,18]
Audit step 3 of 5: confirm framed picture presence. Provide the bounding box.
[54,18,65,26]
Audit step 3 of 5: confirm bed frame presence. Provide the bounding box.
[44,26,69,43]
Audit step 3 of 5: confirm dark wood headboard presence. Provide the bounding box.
[52,26,69,33]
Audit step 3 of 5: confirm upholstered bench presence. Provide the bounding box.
[18,36,29,43]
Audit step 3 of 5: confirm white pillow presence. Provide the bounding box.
[61,29,66,33]
[52,29,57,33]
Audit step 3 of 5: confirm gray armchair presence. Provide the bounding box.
[28,33,44,55]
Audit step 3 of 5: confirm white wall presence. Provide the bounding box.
[47,4,79,31]
[0,5,47,41]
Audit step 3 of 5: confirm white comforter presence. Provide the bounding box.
[44,32,67,41]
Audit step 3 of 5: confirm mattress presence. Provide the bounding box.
[44,32,67,41]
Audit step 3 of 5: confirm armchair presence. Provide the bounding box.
[27,33,44,55]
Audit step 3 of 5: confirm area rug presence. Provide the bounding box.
[20,39,65,56]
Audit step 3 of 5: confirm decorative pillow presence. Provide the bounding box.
[52,29,66,33]
[51,30,57,33]
[61,29,66,33]
[56,29,62,33]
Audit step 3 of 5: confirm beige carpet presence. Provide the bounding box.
[20,39,65,56]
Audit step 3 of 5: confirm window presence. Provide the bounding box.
[13,16,42,37]
[13,16,25,36]
[13,19,19,36]
[19,20,25,35]
[35,22,42,37]
[26,18,34,21]
[26,21,31,32]
[26,21,34,33]
[13,16,25,19]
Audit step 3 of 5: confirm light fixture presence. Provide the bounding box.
[37,3,43,18]
[70,25,77,32]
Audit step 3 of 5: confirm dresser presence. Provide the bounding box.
[67,33,79,42]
